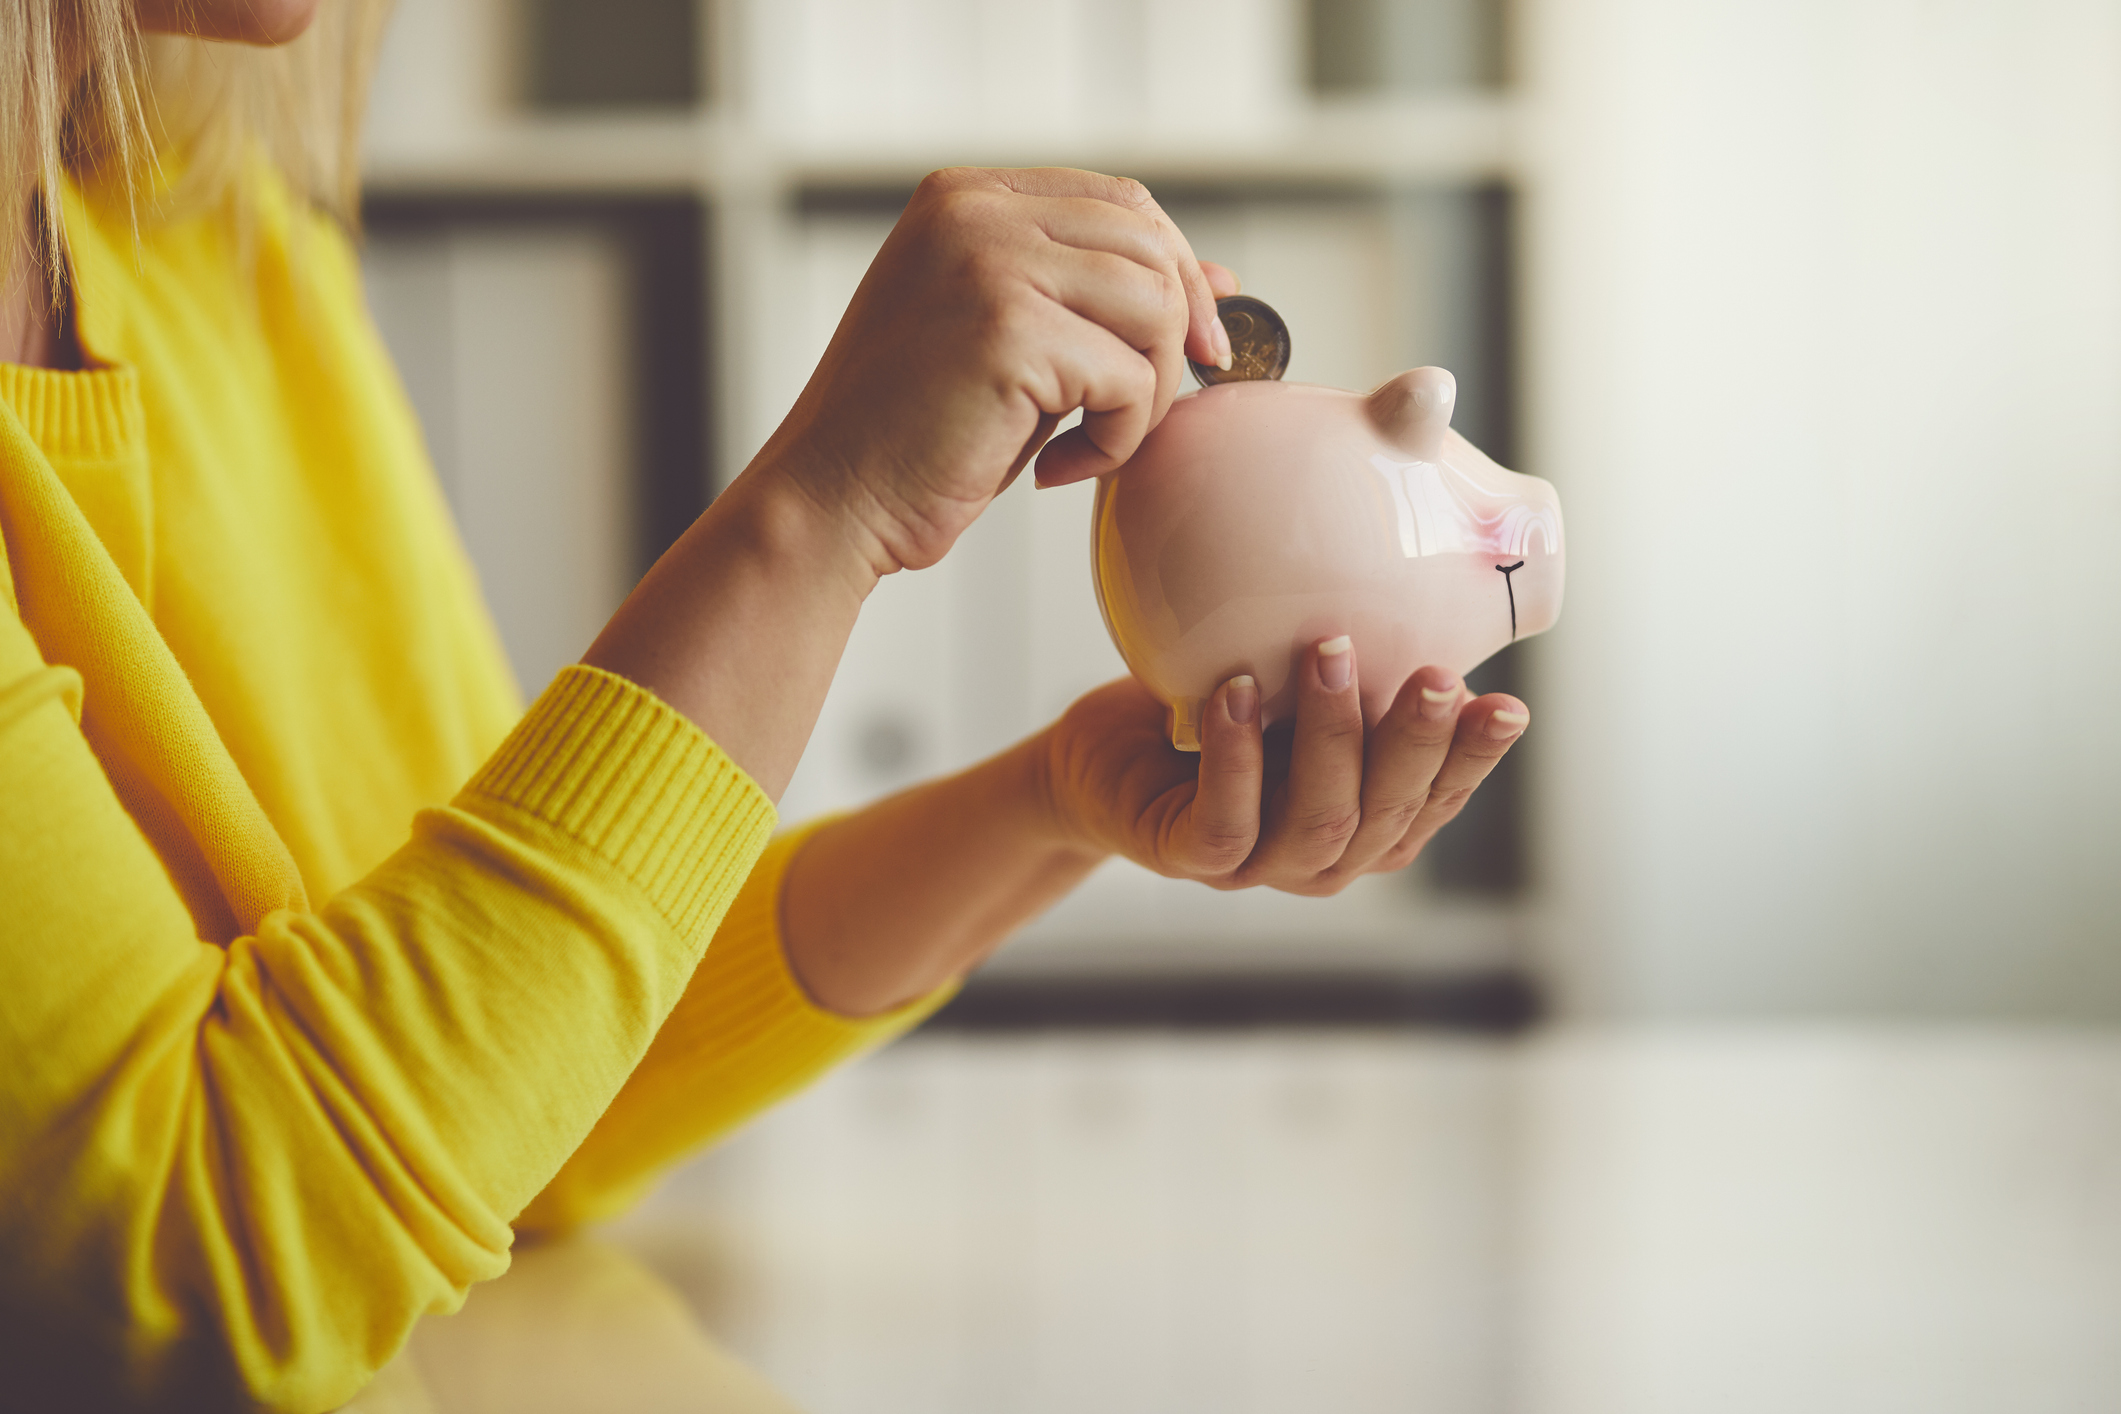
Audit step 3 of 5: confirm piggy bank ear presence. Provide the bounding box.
[1367,367,1456,462]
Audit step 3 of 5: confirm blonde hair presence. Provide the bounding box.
[1,0,394,300]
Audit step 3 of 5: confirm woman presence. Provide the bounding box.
[0,1,1531,1409]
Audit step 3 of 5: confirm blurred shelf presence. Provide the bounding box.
[994,865,1530,978]
[362,114,717,195]
[924,967,1542,1032]
[361,94,1520,198]
[775,94,1519,190]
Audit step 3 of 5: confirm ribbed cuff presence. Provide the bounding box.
[0,362,144,463]
[456,664,777,946]
[510,817,956,1233]
[701,817,960,1052]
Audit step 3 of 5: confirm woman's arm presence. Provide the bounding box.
[777,650,1531,1019]
[580,464,878,804]
[418,170,1246,1237]
[584,166,1232,801]
[0,167,1228,1409]
[509,735,1104,1233]
[780,734,1103,1016]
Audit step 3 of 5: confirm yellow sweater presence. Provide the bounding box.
[0,175,940,1412]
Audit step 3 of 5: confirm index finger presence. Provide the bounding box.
[984,167,1229,372]
[1122,187,1227,373]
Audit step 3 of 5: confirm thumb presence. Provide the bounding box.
[1032,423,1112,488]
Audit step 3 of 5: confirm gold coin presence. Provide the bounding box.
[1189,295,1291,386]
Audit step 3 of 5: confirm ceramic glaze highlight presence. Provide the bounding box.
[1091,367,1564,749]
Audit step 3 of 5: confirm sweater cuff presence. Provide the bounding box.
[455,664,777,946]
[708,816,961,1054]
[511,816,957,1233]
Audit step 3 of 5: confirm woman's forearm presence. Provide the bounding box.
[589,465,1106,1015]
[780,731,1106,1016]
[581,461,886,803]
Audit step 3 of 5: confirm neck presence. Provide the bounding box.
[2,194,78,372]
[6,8,96,372]
[1,278,59,372]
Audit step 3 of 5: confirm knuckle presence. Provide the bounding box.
[928,188,1007,249]
[1313,708,1366,744]
[1391,831,1434,866]
[1155,269,1188,319]
[1394,712,1457,747]
[1370,791,1429,836]
[1291,872,1351,898]
[1112,252,1183,324]
[1109,175,1154,209]
[1423,785,1475,823]
[1188,824,1256,872]
[1126,353,1159,397]
[916,166,978,201]
[1290,801,1363,851]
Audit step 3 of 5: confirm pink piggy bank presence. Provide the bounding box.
[1090,367,1564,750]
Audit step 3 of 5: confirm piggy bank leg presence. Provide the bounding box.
[1168,697,1205,752]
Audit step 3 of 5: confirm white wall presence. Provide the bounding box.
[1521,0,2121,1017]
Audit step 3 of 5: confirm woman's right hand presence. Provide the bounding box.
[758,166,1236,576]
[586,167,1231,798]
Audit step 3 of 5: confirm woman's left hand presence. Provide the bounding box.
[1035,638,1530,894]
[780,636,1527,1016]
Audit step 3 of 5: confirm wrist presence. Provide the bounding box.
[1010,725,1107,864]
[781,732,1107,1018]
[577,443,891,800]
[746,415,942,580]
[728,451,895,596]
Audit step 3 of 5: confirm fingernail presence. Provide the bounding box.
[1487,708,1530,739]
[1213,317,1233,370]
[1317,636,1353,692]
[1225,675,1258,725]
[1418,683,1460,720]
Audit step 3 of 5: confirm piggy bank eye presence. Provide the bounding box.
[1496,560,1526,639]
